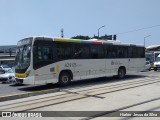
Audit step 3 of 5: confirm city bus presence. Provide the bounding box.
[15,36,145,85]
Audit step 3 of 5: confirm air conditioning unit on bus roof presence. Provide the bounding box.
[88,38,121,43]
[87,39,98,41]
[105,40,121,43]
[100,39,121,44]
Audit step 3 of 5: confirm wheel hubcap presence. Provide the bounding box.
[119,70,124,78]
[62,76,69,83]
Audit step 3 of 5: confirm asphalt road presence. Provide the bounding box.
[0,70,159,97]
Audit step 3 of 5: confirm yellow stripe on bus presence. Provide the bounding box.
[15,72,27,78]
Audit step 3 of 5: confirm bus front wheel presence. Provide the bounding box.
[59,72,71,86]
[118,67,125,79]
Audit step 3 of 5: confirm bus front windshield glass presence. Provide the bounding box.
[15,45,31,69]
[15,39,32,69]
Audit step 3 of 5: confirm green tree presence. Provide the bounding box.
[71,34,116,40]
[71,35,90,40]
[99,34,112,40]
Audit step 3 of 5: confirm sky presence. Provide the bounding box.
[0,0,160,47]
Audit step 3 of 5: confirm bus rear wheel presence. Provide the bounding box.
[118,67,125,79]
[59,72,71,86]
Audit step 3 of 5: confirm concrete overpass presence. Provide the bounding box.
[146,45,160,51]
[0,45,16,66]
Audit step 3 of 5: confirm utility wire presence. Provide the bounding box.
[116,24,160,35]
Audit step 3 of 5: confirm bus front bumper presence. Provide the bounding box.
[15,78,24,84]
[15,76,34,84]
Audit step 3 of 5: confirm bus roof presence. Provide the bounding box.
[30,36,144,47]
[53,38,143,47]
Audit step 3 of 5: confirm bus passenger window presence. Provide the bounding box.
[38,50,42,60]
[33,45,53,69]
[57,43,72,60]
[91,46,98,59]
[74,45,90,59]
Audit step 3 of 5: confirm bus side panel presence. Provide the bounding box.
[34,60,76,84]
[34,63,58,84]
[105,59,129,76]
[73,59,106,80]
[128,58,145,72]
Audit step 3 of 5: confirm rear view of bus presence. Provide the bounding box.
[15,38,33,84]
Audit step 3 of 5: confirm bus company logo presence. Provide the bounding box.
[111,61,122,65]
[2,112,12,117]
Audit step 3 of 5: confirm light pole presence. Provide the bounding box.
[144,35,151,47]
[61,28,64,38]
[98,25,105,38]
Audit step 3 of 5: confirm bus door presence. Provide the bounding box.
[33,40,56,84]
[74,60,92,80]
[128,46,134,71]
[73,44,91,80]
[105,45,117,76]
[89,45,106,78]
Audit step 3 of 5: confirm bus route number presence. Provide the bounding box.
[65,63,77,68]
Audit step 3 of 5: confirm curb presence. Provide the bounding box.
[0,88,60,102]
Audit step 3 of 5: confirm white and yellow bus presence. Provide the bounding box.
[15,36,145,85]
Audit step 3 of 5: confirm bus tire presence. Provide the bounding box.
[154,68,157,71]
[59,72,71,86]
[118,67,125,79]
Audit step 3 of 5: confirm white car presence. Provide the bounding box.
[145,61,151,71]
[154,54,160,71]
[0,64,11,71]
[0,69,15,83]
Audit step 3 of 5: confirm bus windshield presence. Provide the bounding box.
[15,45,31,69]
[15,38,32,69]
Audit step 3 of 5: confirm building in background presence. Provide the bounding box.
[146,45,160,63]
[0,45,16,67]
[146,45,160,51]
